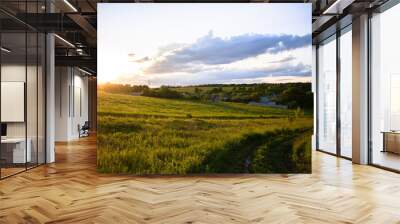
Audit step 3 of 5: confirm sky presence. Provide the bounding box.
[98,3,312,87]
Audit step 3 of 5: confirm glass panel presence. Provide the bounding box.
[0,1,46,179]
[317,36,337,154]
[340,29,352,158]
[312,45,317,151]
[38,32,45,165]
[371,4,400,171]
[26,0,39,169]
[27,31,38,169]
[1,31,27,177]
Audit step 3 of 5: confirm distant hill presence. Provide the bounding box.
[98,82,313,111]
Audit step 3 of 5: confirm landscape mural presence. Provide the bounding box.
[97,3,313,174]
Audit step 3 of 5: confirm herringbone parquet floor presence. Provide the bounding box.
[1,136,400,224]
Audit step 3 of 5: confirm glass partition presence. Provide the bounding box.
[38,32,46,165]
[1,31,28,177]
[339,27,352,158]
[0,2,46,179]
[317,36,337,154]
[27,31,38,169]
[370,3,400,171]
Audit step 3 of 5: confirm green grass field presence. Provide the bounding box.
[97,91,313,174]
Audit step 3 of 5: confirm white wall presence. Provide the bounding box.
[1,65,26,137]
[1,63,46,164]
[55,66,70,141]
[55,67,89,141]
[1,65,36,138]
[72,73,89,138]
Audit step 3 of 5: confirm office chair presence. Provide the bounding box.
[79,121,90,138]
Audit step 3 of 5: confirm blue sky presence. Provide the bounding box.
[98,3,312,86]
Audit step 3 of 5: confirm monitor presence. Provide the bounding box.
[1,123,7,137]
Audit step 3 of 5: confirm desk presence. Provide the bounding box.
[382,131,400,154]
[1,138,31,164]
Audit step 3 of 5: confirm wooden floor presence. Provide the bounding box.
[1,136,400,223]
[1,167,26,178]
[372,150,400,171]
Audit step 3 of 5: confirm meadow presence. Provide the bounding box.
[97,90,313,174]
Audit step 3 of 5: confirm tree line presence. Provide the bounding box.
[98,82,313,110]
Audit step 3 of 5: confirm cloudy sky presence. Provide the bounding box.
[98,4,311,87]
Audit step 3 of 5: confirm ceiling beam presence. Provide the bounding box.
[67,13,97,38]
[323,0,356,14]
[55,55,96,72]
[312,15,335,33]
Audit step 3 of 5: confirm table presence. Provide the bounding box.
[1,138,31,164]
[381,131,400,154]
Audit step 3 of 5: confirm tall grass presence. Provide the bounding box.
[97,92,313,174]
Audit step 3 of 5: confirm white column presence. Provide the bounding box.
[46,33,55,163]
[352,14,369,164]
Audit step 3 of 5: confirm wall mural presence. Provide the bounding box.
[97,3,313,174]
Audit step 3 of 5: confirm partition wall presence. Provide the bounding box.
[315,0,400,172]
[339,27,352,159]
[316,25,352,159]
[0,1,47,179]
[0,0,97,180]
[317,35,337,155]
[370,2,400,171]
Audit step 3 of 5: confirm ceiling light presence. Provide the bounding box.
[1,47,11,53]
[54,34,75,48]
[323,0,341,14]
[76,49,85,55]
[63,0,78,12]
[323,0,355,15]
[78,67,92,76]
